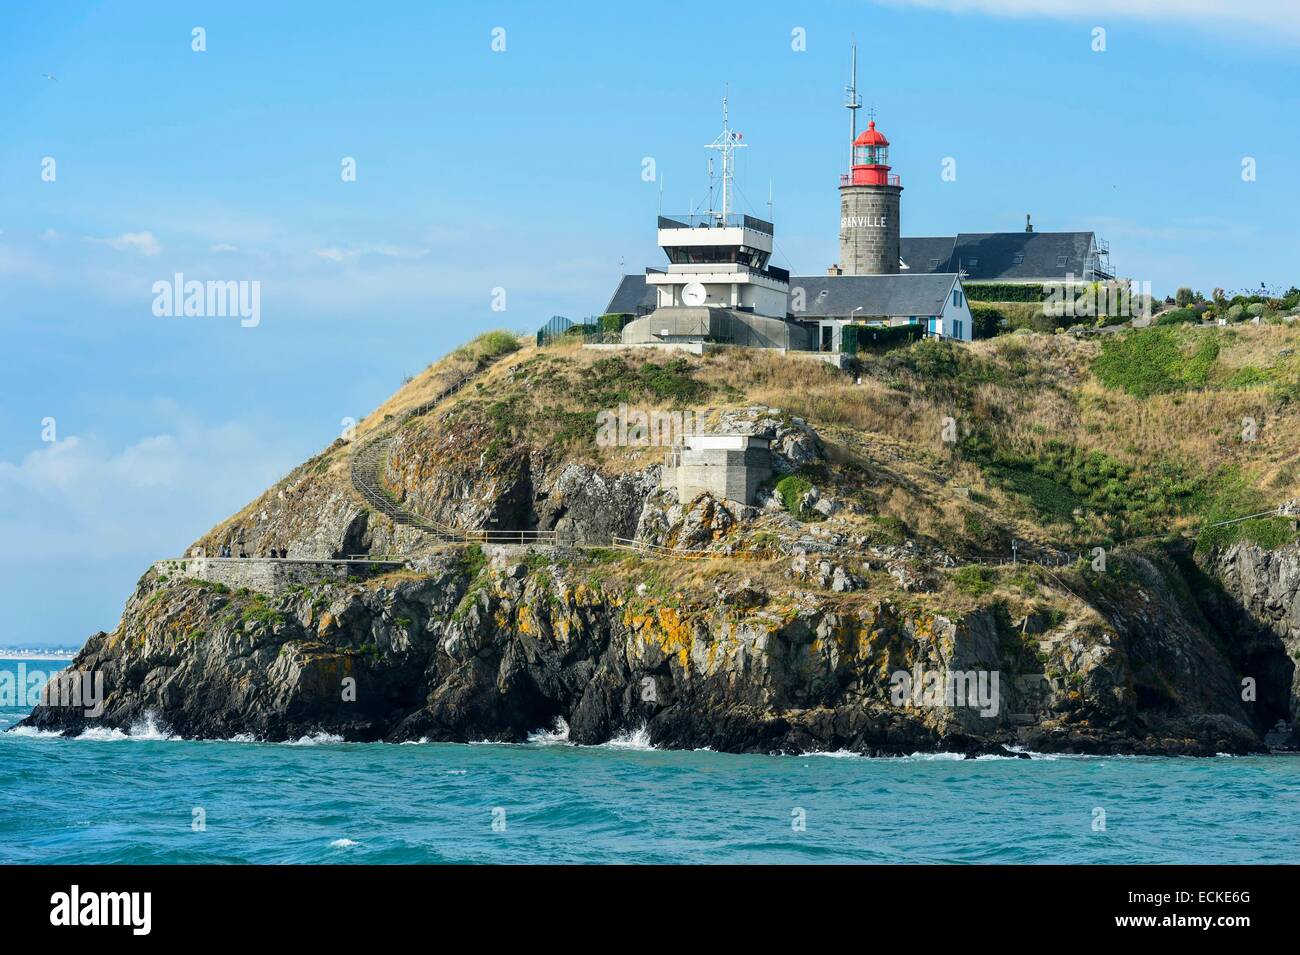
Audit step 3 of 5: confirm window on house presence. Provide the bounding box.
[953,320,964,340]
[1013,252,1025,265]
[928,258,941,269]
[968,258,979,268]
[952,289,963,307]
[1056,255,1068,268]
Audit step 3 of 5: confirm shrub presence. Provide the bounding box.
[775,475,818,520]
[1175,287,1195,307]
[952,565,997,597]
[456,330,521,364]
[1155,307,1198,326]
[598,313,633,334]
[970,307,1005,339]
[460,543,487,580]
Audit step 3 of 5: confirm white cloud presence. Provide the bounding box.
[208,243,239,253]
[85,231,163,256]
[312,244,430,263]
[878,0,1300,39]
[0,422,299,561]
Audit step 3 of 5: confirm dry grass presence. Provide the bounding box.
[194,323,1300,559]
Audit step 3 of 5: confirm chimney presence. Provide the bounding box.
[1025,214,1034,233]
[827,263,844,276]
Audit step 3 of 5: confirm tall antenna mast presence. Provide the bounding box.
[845,41,860,169]
[705,90,745,221]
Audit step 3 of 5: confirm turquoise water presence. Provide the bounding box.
[3,660,1298,864]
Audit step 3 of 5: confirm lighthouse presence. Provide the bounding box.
[837,49,902,275]
[838,118,902,275]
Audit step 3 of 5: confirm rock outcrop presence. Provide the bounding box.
[19,548,1271,756]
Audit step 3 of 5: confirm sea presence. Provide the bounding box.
[2,660,1297,864]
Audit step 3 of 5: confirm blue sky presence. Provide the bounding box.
[2,0,1298,645]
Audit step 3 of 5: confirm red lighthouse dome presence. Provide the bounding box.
[854,120,889,148]
[847,120,899,187]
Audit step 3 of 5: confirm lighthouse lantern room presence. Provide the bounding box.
[847,121,897,187]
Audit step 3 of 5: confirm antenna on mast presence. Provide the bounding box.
[845,41,860,169]
[705,89,745,222]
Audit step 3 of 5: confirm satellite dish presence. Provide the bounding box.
[682,282,707,307]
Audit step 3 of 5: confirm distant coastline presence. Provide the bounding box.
[0,651,77,661]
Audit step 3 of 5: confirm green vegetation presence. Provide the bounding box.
[1224,365,1273,389]
[1196,469,1296,551]
[970,306,1004,339]
[460,543,487,580]
[1154,307,1199,326]
[522,550,553,572]
[964,283,1052,303]
[455,330,521,365]
[1092,327,1219,397]
[451,544,491,622]
[850,324,923,352]
[952,565,997,597]
[581,356,710,405]
[775,474,824,522]
[240,598,286,628]
[962,433,1202,536]
[598,313,633,334]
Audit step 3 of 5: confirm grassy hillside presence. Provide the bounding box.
[193,322,1300,566]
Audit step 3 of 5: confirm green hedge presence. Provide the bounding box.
[970,307,1004,339]
[598,313,633,334]
[1155,307,1199,326]
[852,324,924,350]
[965,283,1054,303]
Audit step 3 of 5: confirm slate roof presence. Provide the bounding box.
[604,274,657,315]
[899,237,957,275]
[602,272,960,320]
[900,232,1099,281]
[789,273,960,319]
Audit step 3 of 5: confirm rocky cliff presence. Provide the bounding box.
[19,330,1300,754]
[20,537,1280,755]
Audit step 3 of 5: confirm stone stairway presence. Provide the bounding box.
[348,371,485,543]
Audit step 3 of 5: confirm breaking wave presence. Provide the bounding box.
[527,717,571,745]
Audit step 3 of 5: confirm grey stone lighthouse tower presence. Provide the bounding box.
[838,117,902,275]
